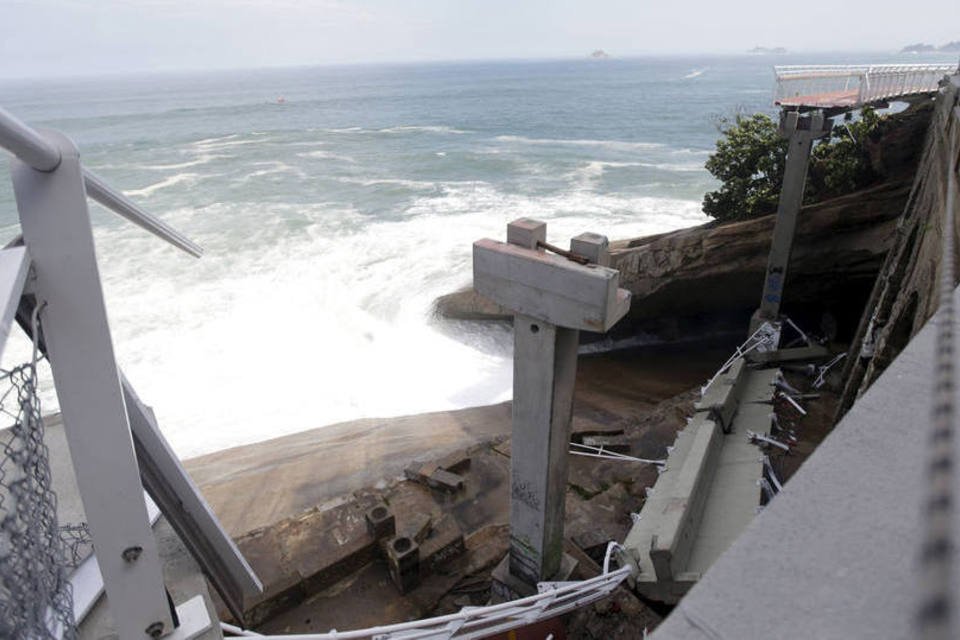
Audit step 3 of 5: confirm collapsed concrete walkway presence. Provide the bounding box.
[652,289,958,639]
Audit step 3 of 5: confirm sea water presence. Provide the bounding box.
[0,53,951,457]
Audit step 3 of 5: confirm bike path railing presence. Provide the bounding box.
[0,105,261,639]
[774,63,957,109]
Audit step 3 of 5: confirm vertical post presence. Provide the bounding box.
[11,131,175,639]
[475,220,629,597]
[501,219,576,585]
[509,314,579,585]
[755,110,831,326]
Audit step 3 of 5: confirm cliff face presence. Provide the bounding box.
[435,179,911,343]
[609,178,909,341]
[838,77,960,416]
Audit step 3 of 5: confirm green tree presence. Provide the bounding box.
[702,113,788,223]
[807,107,880,199]
[702,107,883,223]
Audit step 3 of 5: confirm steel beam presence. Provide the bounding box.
[123,374,262,623]
[0,106,61,172]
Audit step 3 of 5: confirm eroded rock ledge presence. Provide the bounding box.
[436,178,911,343]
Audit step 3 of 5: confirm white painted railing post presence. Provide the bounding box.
[10,130,175,639]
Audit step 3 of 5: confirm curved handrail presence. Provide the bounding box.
[0,106,202,257]
[773,63,957,109]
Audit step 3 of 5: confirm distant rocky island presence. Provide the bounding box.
[900,41,960,53]
[748,46,787,55]
[590,49,610,59]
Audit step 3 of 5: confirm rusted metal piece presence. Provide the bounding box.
[536,240,590,265]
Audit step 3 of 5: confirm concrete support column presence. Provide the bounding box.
[755,110,832,327]
[509,314,579,584]
[473,219,630,596]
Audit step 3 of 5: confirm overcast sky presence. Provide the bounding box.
[2,0,958,79]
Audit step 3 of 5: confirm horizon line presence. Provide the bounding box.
[2,48,957,84]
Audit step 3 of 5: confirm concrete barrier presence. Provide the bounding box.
[624,365,781,603]
[694,357,746,431]
[648,414,722,582]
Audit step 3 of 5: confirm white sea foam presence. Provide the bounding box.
[192,136,263,150]
[138,154,225,171]
[569,159,704,189]
[297,150,356,162]
[123,173,197,198]
[684,69,706,79]
[637,161,705,172]
[335,176,438,189]
[670,147,712,157]
[494,135,664,151]
[192,134,238,146]
[239,161,306,181]
[378,125,469,135]
[404,183,706,236]
[3,181,705,458]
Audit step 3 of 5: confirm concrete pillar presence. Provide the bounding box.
[755,110,832,327]
[473,219,630,594]
[509,314,579,584]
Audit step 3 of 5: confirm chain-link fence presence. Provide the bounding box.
[0,312,79,640]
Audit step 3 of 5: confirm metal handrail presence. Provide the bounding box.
[0,107,61,172]
[0,106,202,257]
[83,170,202,257]
[773,63,957,109]
[775,64,959,78]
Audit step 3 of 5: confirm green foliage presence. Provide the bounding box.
[807,107,880,198]
[702,107,883,223]
[703,113,788,222]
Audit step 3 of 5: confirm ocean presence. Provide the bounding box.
[1,52,954,457]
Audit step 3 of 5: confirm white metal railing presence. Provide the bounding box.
[221,544,634,640]
[0,105,269,640]
[774,63,958,109]
[0,107,202,257]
